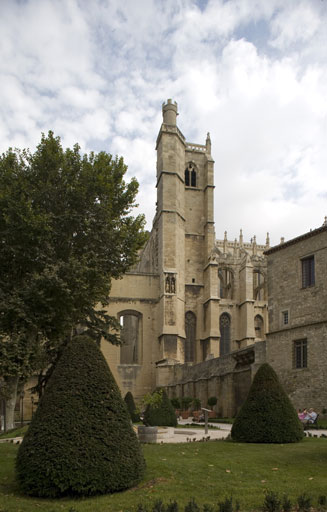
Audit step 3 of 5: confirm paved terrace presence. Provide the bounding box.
[1,420,326,445]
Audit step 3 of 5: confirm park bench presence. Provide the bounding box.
[303,414,319,430]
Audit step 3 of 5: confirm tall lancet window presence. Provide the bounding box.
[185,163,196,188]
[253,270,266,300]
[219,313,231,356]
[185,311,196,362]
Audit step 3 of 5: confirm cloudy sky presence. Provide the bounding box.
[1,0,327,246]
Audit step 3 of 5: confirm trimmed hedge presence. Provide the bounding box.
[16,335,145,497]
[143,389,177,427]
[231,363,304,443]
[124,391,140,423]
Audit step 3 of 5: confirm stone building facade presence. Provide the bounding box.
[102,99,269,414]
[265,225,327,413]
[15,100,326,424]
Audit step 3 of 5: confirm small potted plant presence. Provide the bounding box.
[191,397,201,420]
[181,396,193,419]
[170,397,181,417]
[207,396,217,418]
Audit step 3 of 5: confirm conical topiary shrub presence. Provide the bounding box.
[143,388,177,427]
[231,363,304,443]
[16,335,145,497]
[124,391,140,423]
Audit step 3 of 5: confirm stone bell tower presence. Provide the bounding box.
[154,99,218,367]
[154,99,186,362]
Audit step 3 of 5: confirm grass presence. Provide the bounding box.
[1,438,327,511]
[208,418,234,424]
[0,425,28,439]
[317,418,327,429]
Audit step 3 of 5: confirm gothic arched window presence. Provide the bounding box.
[218,268,233,299]
[119,311,141,364]
[185,167,190,186]
[253,270,266,300]
[185,311,196,362]
[254,314,264,339]
[191,168,196,187]
[185,163,196,188]
[219,313,231,356]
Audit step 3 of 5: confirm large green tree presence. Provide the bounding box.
[0,132,146,429]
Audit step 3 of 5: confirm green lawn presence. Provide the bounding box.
[1,438,327,512]
[0,426,28,439]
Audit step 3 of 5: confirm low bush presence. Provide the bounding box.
[143,388,177,427]
[262,491,281,512]
[170,397,181,409]
[297,493,312,512]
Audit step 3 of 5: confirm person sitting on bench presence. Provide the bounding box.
[298,409,307,421]
[307,408,317,424]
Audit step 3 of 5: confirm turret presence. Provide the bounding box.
[162,99,178,125]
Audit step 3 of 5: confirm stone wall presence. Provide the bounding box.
[161,342,266,417]
[266,226,327,415]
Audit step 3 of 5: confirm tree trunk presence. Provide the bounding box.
[4,375,19,431]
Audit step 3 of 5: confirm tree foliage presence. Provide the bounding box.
[16,335,145,497]
[0,132,146,425]
[231,363,304,443]
[143,389,177,427]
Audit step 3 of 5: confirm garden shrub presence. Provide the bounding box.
[181,396,193,411]
[297,493,312,512]
[143,388,177,427]
[170,397,181,409]
[231,363,304,443]
[262,491,281,512]
[207,396,217,408]
[125,391,140,422]
[16,335,145,497]
[192,398,201,410]
[184,498,200,512]
[281,495,292,512]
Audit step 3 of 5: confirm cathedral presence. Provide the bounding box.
[14,99,327,423]
[101,99,271,415]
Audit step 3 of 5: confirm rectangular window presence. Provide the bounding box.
[293,339,307,369]
[302,256,315,288]
[282,310,289,325]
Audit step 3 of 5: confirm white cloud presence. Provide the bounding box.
[270,1,321,50]
[1,0,327,247]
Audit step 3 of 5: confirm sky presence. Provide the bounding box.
[1,0,327,247]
